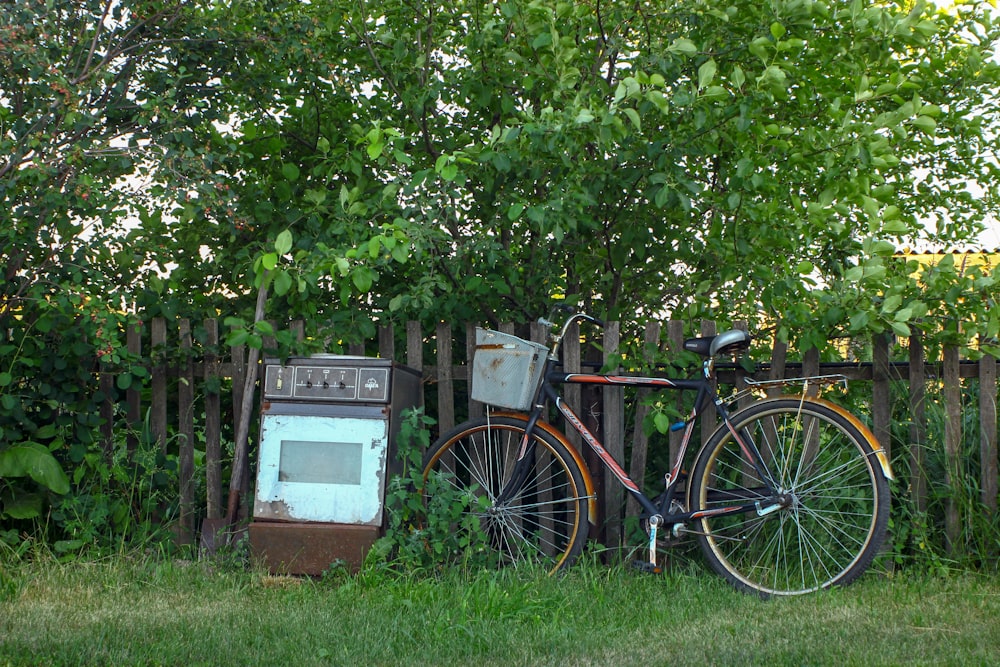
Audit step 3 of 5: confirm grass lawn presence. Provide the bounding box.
[2,553,1000,666]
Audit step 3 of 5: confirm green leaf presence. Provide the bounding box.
[667,37,697,56]
[227,329,249,347]
[623,107,641,131]
[882,294,902,313]
[391,243,409,264]
[274,229,293,255]
[0,443,70,494]
[653,412,672,434]
[697,59,717,90]
[273,270,293,296]
[890,320,912,337]
[911,115,937,133]
[281,163,300,181]
[261,253,278,270]
[2,493,43,520]
[352,268,374,292]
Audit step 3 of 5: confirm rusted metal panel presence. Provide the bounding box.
[249,522,380,575]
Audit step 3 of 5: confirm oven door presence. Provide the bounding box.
[253,407,389,525]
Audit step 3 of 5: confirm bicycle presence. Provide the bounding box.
[421,310,894,596]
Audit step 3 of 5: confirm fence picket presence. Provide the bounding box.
[126,323,142,455]
[151,318,167,452]
[944,344,962,554]
[602,320,625,549]
[909,332,928,514]
[204,319,222,521]
[980,348,997,513]
[435,322,455,434]
[873,334,892,460]
[177,319,195,544]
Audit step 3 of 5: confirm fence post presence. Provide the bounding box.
[767,337,788,398]
[126,322,143,456]
[466,323,482,420]
[627,321,661,520]
[602,321,625,550]
[405,321,425,434]
[204,318,222,522]
[667,320,684,462]
[563,322,583,452]
[435,322,455,434]
[177,319,195,544]
[909,333,928,514]
[151,318,168,452]
[872,334,892,461]
[943,343,962,555]
[699,320,717,445]
[980,345,998,513]
[378,325,395,360]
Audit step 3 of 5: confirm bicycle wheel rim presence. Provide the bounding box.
[422,417,589,574]
[691,400,888,596]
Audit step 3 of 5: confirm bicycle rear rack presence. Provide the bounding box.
[727,373,849,405]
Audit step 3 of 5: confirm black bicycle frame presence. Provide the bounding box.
[497,355,784,525]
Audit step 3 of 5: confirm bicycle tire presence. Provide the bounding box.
[688,398,890,596]
[422,415,590,574]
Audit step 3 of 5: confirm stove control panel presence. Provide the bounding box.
[263,361,390,403]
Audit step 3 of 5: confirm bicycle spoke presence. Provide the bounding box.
[422,416,590,573]
[690,399,889,596]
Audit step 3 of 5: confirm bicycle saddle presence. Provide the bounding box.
[683,329,752,358]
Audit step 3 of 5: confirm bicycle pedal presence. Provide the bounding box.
[631,560,663,575]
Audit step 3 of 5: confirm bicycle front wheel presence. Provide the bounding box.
[422,415,591,574]
[688,398,890,596]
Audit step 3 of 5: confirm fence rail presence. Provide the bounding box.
[104,317,999,553]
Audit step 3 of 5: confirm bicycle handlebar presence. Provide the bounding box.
[540,307,604,358]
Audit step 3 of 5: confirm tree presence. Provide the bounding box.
[4,0,999,546]
[0,0,259,530]
[187,0,999,348]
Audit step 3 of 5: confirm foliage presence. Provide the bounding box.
[72,0,1000,343]
[370,408,492,573]
[0,0,232,541]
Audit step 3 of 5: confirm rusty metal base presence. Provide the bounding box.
[249,521,381,575]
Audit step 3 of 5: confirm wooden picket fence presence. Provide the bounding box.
[101,317,999,552]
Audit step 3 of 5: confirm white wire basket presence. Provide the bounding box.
[470,328,549,411]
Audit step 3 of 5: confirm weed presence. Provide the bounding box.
[368,408,491,575]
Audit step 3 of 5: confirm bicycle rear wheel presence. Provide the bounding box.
[422,415,590,574]
[688,398,890,596]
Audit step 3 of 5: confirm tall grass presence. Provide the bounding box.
[884,377,1000,572]
[3,553,1000,666]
